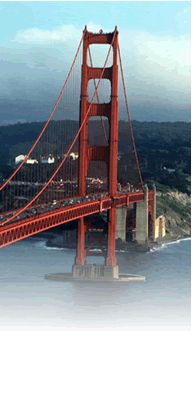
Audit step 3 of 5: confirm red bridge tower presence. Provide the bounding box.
[74,27,119,278]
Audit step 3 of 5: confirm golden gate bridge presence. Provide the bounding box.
[0,27,156,280]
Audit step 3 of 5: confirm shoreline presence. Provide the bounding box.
[36,230,191,253]
[148,235,191,253]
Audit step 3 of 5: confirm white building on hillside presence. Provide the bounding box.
[41,156,55,164]
[15,154,25,165]
[70,152,79,160]
[26,158,38,165]
[15,155,38,165]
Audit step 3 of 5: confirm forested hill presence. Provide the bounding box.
[0,120,191,194]
[118,121,191,194]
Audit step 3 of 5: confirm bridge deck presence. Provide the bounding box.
[0,191,151,248]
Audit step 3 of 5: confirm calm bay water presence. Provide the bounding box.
[0,237,191,329]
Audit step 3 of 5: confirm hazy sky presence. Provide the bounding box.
[0,1,191,124]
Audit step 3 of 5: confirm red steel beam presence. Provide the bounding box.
[106,206,117,267]
[75,217,86,265]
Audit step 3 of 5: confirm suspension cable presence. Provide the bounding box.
[1,29,117,226]
[118,43,144,188]
[0,33,84,192]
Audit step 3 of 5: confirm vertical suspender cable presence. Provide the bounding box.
[118,44,144,189]
[0,34,84,192]
[1,29,117,226]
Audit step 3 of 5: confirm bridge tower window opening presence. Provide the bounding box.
[88,79,111,104]
[87,44,113,68]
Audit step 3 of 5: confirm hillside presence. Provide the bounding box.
[0,120,191,193]
[156,187,191,239]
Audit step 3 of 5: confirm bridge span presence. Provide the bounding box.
[0,27,156,280]
[0,191,155,248]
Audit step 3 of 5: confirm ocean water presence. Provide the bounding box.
[0,237,191,329]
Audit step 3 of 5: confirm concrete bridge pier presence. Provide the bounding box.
[152,184,157,241]
[135,184,149,245]
[116,207,127,242]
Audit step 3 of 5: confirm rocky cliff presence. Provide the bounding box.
[156,190,191,240]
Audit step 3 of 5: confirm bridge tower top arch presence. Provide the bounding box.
[78,26,119,197]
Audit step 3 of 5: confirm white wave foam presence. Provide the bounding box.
[88,248,102,253]
[179,237,191,241]
[45,246,65,251]
[149,237,191,253]
[32,239,65,251]
[149,246,162,253]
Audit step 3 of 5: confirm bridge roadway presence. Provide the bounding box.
[0,190,153,248]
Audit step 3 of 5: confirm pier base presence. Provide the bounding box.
[72,263,119,279]
[46,264,145,282]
